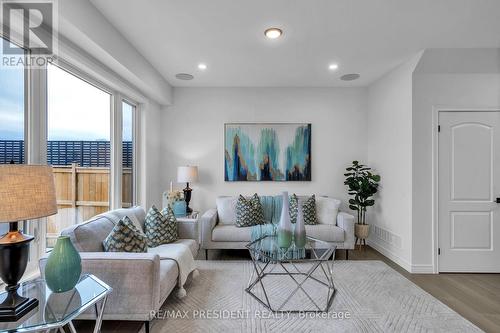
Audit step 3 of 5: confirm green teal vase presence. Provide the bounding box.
[173,200,187,217]
[45,236,82,293]
[277,191,293,249]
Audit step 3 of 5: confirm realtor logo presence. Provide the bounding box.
[1,0,57,67]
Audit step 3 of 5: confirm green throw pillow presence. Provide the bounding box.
[289,194,317,225]
[103,216,147,252]
[236,194,265,227]
[144,205,178,247]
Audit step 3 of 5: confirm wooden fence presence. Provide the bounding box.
[47,163,132,247]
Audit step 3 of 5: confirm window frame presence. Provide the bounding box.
[121,99,138,207]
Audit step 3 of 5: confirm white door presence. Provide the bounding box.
[439,111,500,272]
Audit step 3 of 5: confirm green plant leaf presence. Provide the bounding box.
[349,205,359,211]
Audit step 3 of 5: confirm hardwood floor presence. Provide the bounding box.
[74,246,500,333]
[348,246,500,333]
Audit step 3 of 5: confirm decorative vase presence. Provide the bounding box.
[45,236,82,293]
[172,200,187,217]
[277,191,293,249]
[294,202,306,248]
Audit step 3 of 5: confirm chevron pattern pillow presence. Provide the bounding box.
[160,205,179,242]
[143,205,178,248]
[103,216,148,252]
[235,194,265,227]
[289,194,317,225]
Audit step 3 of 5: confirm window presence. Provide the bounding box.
[46,63,111,248]
[0,39,25,164]
[122,101,135,207]
[0,37,26,237]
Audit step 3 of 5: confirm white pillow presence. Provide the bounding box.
[216,196,238,225]
[315,197,341,225]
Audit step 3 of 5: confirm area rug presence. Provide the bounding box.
[152,260,481,332]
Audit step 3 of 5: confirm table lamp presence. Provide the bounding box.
[177,166,198,214]
[0,165,57,321]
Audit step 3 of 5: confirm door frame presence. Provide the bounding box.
[432,107,500,273]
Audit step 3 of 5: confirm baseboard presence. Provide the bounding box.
[410,264,435,274]
[366,239,412,273]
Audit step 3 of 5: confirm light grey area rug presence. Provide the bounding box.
[152,260,481,333]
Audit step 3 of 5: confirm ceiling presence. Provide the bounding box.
[90,0,500,87]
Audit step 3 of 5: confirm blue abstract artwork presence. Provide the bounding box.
[224,123,311,181]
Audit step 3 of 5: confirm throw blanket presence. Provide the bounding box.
[148,243,196,297]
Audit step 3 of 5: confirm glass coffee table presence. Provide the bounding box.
[246,235,336,312]
[0,274,111,333]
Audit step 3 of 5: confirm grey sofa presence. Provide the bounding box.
[201,195,355,259]
[39,206,198,331]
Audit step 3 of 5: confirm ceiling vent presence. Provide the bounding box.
[175,73,194,80]
[340,73,360,81]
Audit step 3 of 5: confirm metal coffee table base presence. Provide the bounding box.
[246,256,336,313]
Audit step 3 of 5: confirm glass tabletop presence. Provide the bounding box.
[246,235,336,262]
[0,274,112,332]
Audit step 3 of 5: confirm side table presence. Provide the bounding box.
[177,212,200,244]
[0,274,111,333]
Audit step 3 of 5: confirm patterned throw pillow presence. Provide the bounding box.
[144,205,178,247]
[235,194,265,227]
[103,216,147,252]
[289,194,317,225]
[160,206,179,242]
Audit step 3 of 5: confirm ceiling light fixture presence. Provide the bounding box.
[264,27,282,39]
[340,73,360,81]
[328,63,339,71]
[175,73,194,80]
[198,63,207,70]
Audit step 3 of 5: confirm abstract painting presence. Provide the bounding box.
[224,123,311,181]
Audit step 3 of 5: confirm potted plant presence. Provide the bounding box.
[344,161,381,244]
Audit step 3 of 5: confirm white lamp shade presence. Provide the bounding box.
[177,166,198,183]
[0,165,58,222]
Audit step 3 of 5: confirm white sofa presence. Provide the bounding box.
[201,195,355,259]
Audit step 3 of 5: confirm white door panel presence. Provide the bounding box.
[439,111,500,272]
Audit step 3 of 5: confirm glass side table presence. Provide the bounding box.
[0,274,111,333]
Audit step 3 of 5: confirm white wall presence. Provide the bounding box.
[412,48,500,270]
[366,53,422,272]
[138,101,163,209]
[160,87,368,213]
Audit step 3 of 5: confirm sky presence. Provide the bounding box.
[0,41,133,141]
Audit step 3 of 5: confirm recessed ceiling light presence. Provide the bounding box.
[328,63,339,71]
[175,73,194,80]
[340,73,360,81]
[198,63,207,70]
[264,28,282,39]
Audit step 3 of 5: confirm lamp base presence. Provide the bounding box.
[183,183,193,214]
[0,290,38,322]
[0,226,38,322]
